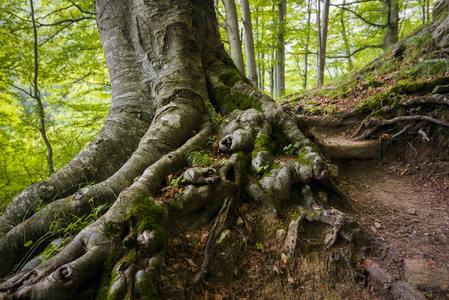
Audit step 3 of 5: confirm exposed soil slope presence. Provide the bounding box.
[340,159,449,299]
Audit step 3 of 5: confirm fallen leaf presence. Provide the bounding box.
[186,258,197,267]
[365,259,372,267]
[287,272,295,284]
[239,203,249,212]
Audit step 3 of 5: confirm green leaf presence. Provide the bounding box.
[24,240,33,247]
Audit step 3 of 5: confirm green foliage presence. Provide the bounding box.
[15,197,108,272]
[205,100,223,132]
[0,0,110,210]
[186,147,214,167]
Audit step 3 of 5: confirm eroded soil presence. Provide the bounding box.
[339,158,449,299]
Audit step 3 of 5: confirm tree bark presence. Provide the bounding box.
[276,0,286,97]
[223,0,246,74]
[317,0,330,87]
[382,0,399,49]
[240,0,258,88]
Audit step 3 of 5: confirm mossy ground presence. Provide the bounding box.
[288,21,449,119]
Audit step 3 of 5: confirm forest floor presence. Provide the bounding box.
[158,121,449,300]
[339,156,449,299]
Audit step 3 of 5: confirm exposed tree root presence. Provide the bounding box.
[340,248,366,283]
[352,115,449,141]
[363,258,427,300]
[0,115,214,298]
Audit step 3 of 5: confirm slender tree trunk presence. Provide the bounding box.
[240,0,258,88]
[224,0,245,74]
[276,0,286,97]
[258,51,265,92]
[316,0,321,87]
[317,0,330,87]
[30,0,54,176]
[383,0,399,49]
[422,0,426,24]
[304,0,312,92]
[340,0,354,71]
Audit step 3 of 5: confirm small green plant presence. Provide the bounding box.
[365,74,379,87]
[186,147,214,167]
[205,100,223,132]
[257,165,270,173]
[16,199,109,271]
[255,242,264,252]
[283,143,293,154]
[167,176,185,188]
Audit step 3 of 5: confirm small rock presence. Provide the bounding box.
[371,227,377,233]
[281,253,289,264]
[407,208,417,215]
[392,43,406,57]
[374,222,382,229]
[324,233,334,246]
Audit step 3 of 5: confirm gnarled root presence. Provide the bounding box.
[352,115,449,142]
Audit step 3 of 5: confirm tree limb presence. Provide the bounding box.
[328,44,383,59]
[68,0,95,15]
[36,17,93,27]
[331,4,384,27]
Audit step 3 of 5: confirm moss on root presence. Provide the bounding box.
[214,85,262,115]
[134,276,159,300]
[95,250,120,300]
[237,151,251,186]
[389,76,449,95]
[126,193,167,250]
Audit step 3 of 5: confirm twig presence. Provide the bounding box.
[391,123,412,140]
[193,196,234,285]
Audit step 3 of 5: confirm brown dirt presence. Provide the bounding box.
[338,158,449,299]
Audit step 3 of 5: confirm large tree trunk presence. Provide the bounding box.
[0,1,373,299]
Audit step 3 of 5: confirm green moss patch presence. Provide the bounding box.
[126,194,167,249]
[389,76,449,95]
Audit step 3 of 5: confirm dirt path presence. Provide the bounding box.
[338,159,449,299]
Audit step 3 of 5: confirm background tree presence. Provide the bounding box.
[221,0,246,74]
[317,0,331,87]
[241,0,258,87]
[0,0,109,207]
[276,0,287,96]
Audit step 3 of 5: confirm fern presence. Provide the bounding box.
[185,147,214,167]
